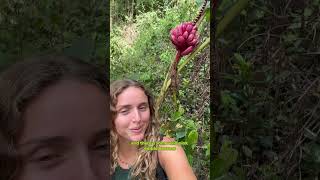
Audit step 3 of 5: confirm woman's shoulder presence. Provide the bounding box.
[157,136,197,179]
[157,136,183,165]
[159,135,175,142]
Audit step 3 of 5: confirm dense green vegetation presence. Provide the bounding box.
[2,0,318,179]
[111,0,210,179]
[0,0,107,70]
[214,0,320,179]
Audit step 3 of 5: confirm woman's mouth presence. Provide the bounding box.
[130,127,142,133]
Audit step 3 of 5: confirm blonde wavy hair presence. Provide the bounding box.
[110,79,161,180]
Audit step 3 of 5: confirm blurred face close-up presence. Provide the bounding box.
[114,86,150,142]
[16,80,109,180]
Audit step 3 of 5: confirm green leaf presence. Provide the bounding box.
[216,0,250,38]
[195,0,204,7]
[178,105,185,115]
[304,8,313,17]
[205,8,210,22]
[234,53,245,63]
[176,129,187,139]
[170,111,181,121]
[232,166,246,180]
[140,73,151,82]
[187,154,193,165]
[212,140,238,178]
[255,9,265,18]
[242,145,252,158]
[186,119,196,129]
[187,130,198,148]
[212,158,227,178]
[284,33,297,41]
[304,128,317,140]
[205,143,210,157]
[307,143,320,163]
[221,90,237,108]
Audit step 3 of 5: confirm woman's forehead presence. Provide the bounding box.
[116,87,148,106]
[18,79,110,145]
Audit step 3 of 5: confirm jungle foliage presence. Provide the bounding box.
[111,0,210,179]
[214,0,320,179]
[0,0,107,70]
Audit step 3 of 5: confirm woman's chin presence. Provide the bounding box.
[129,133,145,142]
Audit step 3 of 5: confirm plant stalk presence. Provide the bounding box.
[155,37,210,118]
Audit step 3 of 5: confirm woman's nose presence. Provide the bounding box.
[132,108,141,122]
[72,151,105,180]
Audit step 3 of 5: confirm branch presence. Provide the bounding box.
[155,37,210,118]
[215,0,250,38]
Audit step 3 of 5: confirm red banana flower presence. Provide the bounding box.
[170,22,199,62]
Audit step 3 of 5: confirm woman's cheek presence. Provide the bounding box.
[143,114,150,123]
[114,117,129,134]
[114,117,122,134]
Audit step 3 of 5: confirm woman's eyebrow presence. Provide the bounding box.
[17,136,70,156]
[118,102,148,107]
[116,104,131,109]
[139,102,148,106]
[18,136,70,147]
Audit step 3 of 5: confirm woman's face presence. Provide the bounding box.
[17,80,110,180]
[114,86,150,142]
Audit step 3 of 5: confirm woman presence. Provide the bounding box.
[0,55,110,180]
[110,79,197,180]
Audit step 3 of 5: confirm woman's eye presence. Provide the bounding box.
[139,106,147,111]
[29,152,65,169]
[94,142,110,157]
[36,154,61,162]
[119,109,129,115]
[30,152,63,167]
[23,146,67,169]
[95,142,109,150]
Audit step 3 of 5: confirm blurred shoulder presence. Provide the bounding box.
[157,136,183,166]
[157,136,197,179]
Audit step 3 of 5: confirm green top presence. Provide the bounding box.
[111,163,168,180]
[112,135,168,180]
[112,166,131,180]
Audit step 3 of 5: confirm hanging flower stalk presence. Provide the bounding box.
[168,0,208,109]
[155,0,210,117]
[169,22,199,108]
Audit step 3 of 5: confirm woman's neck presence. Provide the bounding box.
[118,137,138,164]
